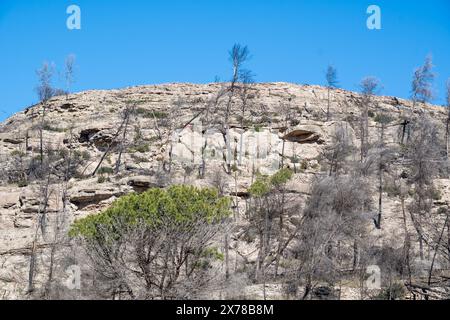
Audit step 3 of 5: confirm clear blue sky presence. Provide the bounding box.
[1,0,449,120]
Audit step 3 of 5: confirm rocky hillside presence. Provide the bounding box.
[1,82,449,300]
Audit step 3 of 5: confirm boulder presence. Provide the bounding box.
[282,124,325,144]
[69,181,130,209]
[127,175,164,190]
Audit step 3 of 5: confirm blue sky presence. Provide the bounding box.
[1,0,449,120]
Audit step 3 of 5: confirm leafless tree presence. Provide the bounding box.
[28,170,53,294]
[237,69,255,166]
[325,65,339,121]
[359,77,381,162]
[290,175,373,299]
[92,104,134,176]
[222,44,251,174]
[247,170,300,292]
[279,97,295,169]
[36,62,55,165]
[322,123,355,176]
[64,54,76,99]
[412,55,435,106]
[115,104,135,174]
[373,111,395,229]
[406,116,443,261]
[445,79,450,159]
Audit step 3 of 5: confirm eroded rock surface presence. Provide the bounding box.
[0,82,448,299]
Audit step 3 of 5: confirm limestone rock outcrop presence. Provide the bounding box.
[0,82,447,299]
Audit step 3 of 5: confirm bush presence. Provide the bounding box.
[18,180,28,188]
[300,159,308,171]
[254,125,263,132]
[97,176,110,184]
[374,113,394,124]
[43,122,66,132]
[70,186,231,237]
[10,150,25,157]
[431,187,442,201]
[81,150,91,160]
[69,185,231,299]
[129,143,150,153]
[374,283,406,300]
[249,169,293,197]
[130,154,150,164]
[97,166,114,175]
[136,108,168,119]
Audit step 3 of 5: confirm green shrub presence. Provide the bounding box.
[300,159,308,171]
[81,150,91,160]
[43,122,65,132]
[136,107,153,118]
[10,150,25,157]
[131,154,150,164]
[69,185,231,239]
[69,185,231,299]
[97,176,110,184]
[431,188,442,201]
[249,177,271,197]
[153,111,168,119]
[249,169,293,197]
[254,125,263,132]
[374,113,394,124]
[290,156,300,164]
[97,166,114,175]
[18,180,28,188]
[129,143,150,153]
[136,108,168,119]
[270,168,293,186]
[384,182,401,197]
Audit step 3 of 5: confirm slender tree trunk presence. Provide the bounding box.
[401,120,408,144]
[200,136,207,178]
[234,170,238,221]
[376,124,385,229]
[360,117,365,163]
[275,189,286,277]
[28,174,51,294]
[25,130,29,154]
[419,237,424,261]
[92,114,128,176]
[446,119,449,161]
[401,196,412,285]
[327,87,330,121]
[427,211,449,286]
[115,110,131,174]
[39,105,45,166]
[447,219,450,263]
[225,233,230,280]
[352,240,359,271]
[223,77,237,175]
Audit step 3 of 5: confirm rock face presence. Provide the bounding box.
[0,82,448,299]
[283,124,325,144]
